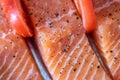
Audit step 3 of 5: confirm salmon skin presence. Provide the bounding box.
[0,3,43,80]
[25,37,52,80]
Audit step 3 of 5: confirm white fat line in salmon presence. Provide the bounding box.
[7,56,29,80]
[45,9,75,27]
[0,50,24,79]
[95,0,120,12]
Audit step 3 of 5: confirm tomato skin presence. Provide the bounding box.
[0,0,33,37]
[74,0,97,33]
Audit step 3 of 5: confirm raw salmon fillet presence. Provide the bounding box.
[93,0,120,80]
[1,0,120,80]
[23,0,112,79]
[0,4,43,80]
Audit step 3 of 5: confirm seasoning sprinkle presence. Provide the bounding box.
[0,7,3,10]
[73,68,77,72]
[110,50,113,53]
[100,36,103,39]
[59,72,62,74]
[49,23,53,28]
[40,18,43,20]
[63,49,67,53]
[63,9,66,12]
[114,57,117,60]
[13,55,16,58]
[109,13,112,16]
[66,20,69,23]
[76,16,79,20]
[55,13,59,17]
[97,65,100,69]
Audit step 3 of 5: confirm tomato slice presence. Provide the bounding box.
[0,0,33,37]
[74,0,97,33]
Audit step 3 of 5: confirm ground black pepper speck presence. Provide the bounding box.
[13,55,16,58]
[114,57,117,60]
[73,68,77,72]
[55,13,59,17]
[110,50,113,53]
[97,65,100,69]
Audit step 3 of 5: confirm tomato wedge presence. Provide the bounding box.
[74,0,97,33]
[0,0,33,37]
